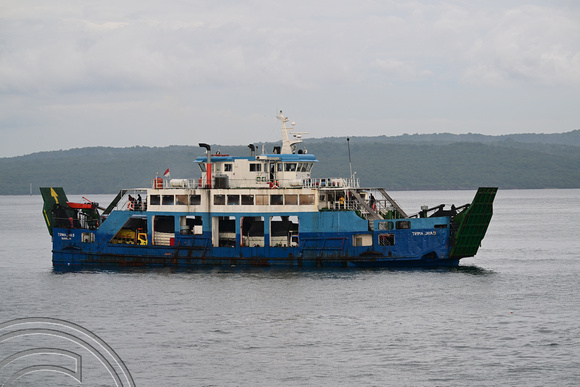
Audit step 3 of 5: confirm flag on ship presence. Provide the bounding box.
[164,168,170,177]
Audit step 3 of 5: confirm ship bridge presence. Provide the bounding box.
[194,152,317,189]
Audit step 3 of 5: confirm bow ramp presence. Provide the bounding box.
[40,187,101,236]
[450,187,498,258]
[40,187,72,236]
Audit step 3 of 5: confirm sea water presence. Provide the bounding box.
[0,189,579,386]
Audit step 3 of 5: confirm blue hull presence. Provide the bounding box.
[51,215,457,269]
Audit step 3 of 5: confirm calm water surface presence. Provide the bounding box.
[1,189,579,386]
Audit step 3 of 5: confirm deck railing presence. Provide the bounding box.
[150,176,360,190]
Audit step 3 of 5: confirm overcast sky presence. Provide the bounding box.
[1,0,579,157]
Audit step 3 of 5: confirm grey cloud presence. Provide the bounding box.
[1,0,579,157]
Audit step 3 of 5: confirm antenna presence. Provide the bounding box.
[347,137,353,182]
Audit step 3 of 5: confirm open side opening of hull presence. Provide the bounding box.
[111,215,148,245]
[270,216,299,248]
[241,216,265,247]
[153,215,175,246]
[213,216,236,247]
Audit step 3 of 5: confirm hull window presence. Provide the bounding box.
[353,234,372,247]
[82,233,95,243]
[396,221,411,230]
[378,233,395,246]
[378,221,394,231]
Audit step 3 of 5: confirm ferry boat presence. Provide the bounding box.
[41,111,497,269]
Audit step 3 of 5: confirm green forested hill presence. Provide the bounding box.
[1,131,579,194]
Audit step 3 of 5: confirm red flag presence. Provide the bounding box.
[163,168,170,177]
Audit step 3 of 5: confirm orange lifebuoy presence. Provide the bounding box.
[127,201,134,210]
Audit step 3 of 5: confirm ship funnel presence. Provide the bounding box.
[198,143,212,188]
[248,144,255,157]
[199,143,211,162]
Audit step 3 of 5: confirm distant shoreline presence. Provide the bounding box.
[1,130,579,194]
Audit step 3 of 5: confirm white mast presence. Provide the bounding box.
[277,110,308,154]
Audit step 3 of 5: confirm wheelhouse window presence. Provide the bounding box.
[285,163,297,172]
[249,163,261,172]
[224,163,233,172]
[162,195,175,205]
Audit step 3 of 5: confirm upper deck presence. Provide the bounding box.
[194,111,322,189]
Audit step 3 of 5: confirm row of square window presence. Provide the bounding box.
[218,162,314,173]
[149,194,316,206]
[377,221,411,230]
